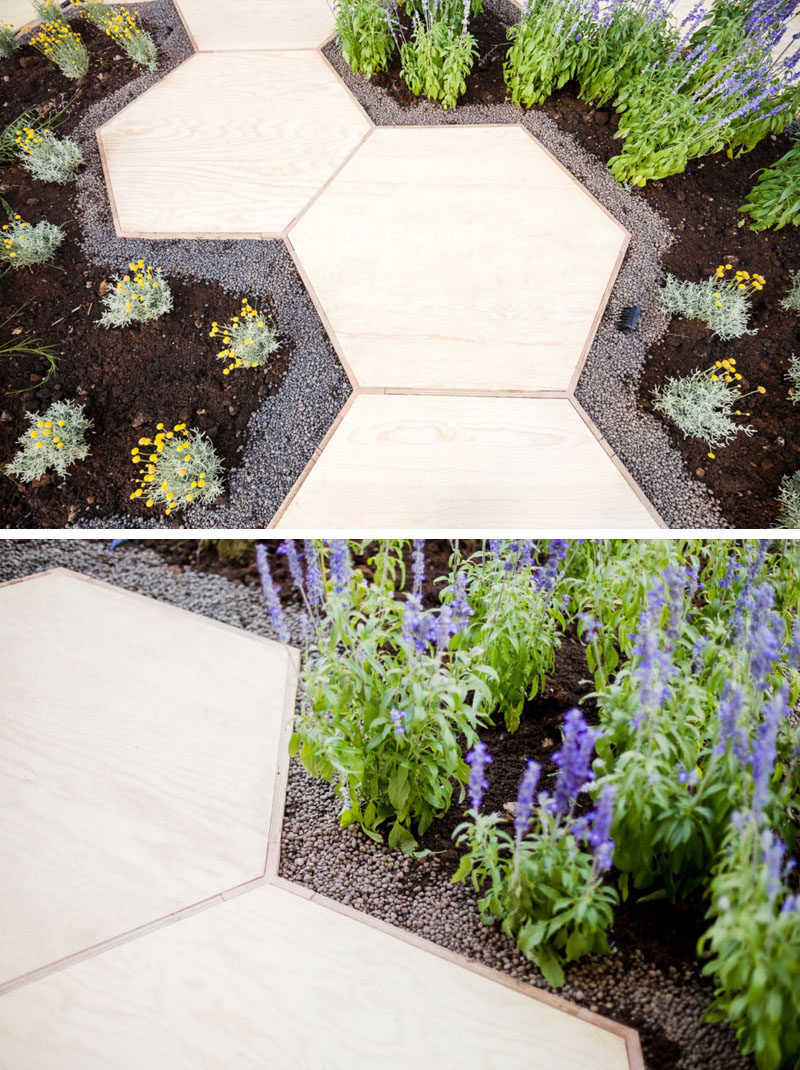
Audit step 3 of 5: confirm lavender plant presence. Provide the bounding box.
[333,0,397,78]
[504,0,593,108]
[400,0,478,110]
[452,711,619,987]
[273,540,494,850]
[447,540,567,731]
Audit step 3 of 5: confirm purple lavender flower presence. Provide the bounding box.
[691,636,709,671]
[676,765,700,788]
[303,540,324,606]
[390,708,407,737]
[466,741,492,811]
[278,539,304,593]
[329,540,351,595]
[514,760,541,841]
[255,544,290,644]
[787,617,800,669]
[411,539,425,598]
[578,612,599,644]
[573,784,617,873]
[751,685,788,818]
[446,571,473,630]
[537,539,568,592]
[761,828,788,900]
[402,595,437,653]
[715,681,747,760]
[553,708,600,816]
[782,894,800,914]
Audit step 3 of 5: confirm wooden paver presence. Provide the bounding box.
[175,0,334,51]
[0,0,36,30]
[0,881,638,1070]
[98,51,371,237]
[0,569,298,986]
[289,126,628,394]
[274,393,659,528]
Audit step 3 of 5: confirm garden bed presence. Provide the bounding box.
[0,3,348,529]
[325,0,800,528]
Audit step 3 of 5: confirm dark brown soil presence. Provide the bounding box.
[370,5,800,528]
[0,22,289,528]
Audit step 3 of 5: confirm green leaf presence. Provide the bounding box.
[451,854,473,883]
[536,947,565,988]
[388,766,409,811]
[288,732,301,758]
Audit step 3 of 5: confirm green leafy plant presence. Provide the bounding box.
[98,259,172,327]
[778,470,800,528]
[504,0,591,108]
[652,361,761,452]
[453,713,619,988]
[28,19,89,79]
[660,264,764,341]
[333,0,396,78]
[209,297,280,375]
[5,399,91,481]
[15,127,84,184]
[70,1,158,70]
[400,1,477,110]
[129,422,224,516]
[0,20,20,57]
[740,137,800,232]
[780,271,800,315]
[0,205,64,271]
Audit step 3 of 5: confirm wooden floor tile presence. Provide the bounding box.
[289,126,627,393]
[175,0,334,51]
[99,52,371,237]
[0,569,297,985]
[275,394,659,528]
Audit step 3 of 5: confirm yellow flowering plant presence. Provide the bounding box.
[0,20,20,58]
[31,0,67,23]
[653,358,766,452]
[29,20,89,79]
[209,298,280,375]
[70,1,157,70]
[5,399,91,482]
[129,423,224,517]
[98,260,173,327]
[660,265,765,342]
[14,127,84,184]
[0,205,65,272]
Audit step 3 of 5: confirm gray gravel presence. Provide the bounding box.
[324,0,727,528]
[0,540,749,1069]
[58,1,351,528]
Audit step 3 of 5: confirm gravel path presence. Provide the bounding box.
[53,1,351,529]
[0,540,749,1069]
[324,0,727,528]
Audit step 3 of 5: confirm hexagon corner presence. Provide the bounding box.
[174,0,336,52]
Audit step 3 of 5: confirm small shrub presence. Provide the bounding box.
[5,399,91,481]
[31,0,67,22]
[15,128,84,184]
[660,265,764,342]
[0,21,20,58]
[778,470,800,528]
[785,352,800,404]
[504,0,590,108]
[130,423,224,516]
[71,1,157,70]
[780,271,800,316]
[0,100,72,165]
[29,20,89,79]
[334,0,396,79]
[98,260,172,327]
[209,298,280,375]
[0,209,64,270]
[400,7,477,111]
[652,360,763,451]
[740,138,800,232]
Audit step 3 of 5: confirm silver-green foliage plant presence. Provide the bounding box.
[780,271,800,315]
[0,21,20,57]
[29,20,89,79]
[333,0,396,78]
[137,428,224,515]
[400,0,478,110]
[98,261,172,327]
[1,209,64,270]
[785,352,800,404]
[660,272,756,341]
[778,470,800,528]
[17,129,84,184]
[71,1,158,70]
[652,366,756,450]
[6,399,91,481]
[209,298,280,375]
[32,0,67,22]
[270,539,494,851]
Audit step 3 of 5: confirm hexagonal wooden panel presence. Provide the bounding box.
[0,569,298,985]
[98,52,371,237]
[0,883,639,1070]
[274,394,659,528]
[175,0,334,51]
[289,126,628,394]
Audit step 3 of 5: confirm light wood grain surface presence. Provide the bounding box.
[275,393,658,528]
[99,52,371,237]
[0,882,633,1070]
[0,568,297,985]
[175,0,334,51]
[289,126,627,393]
[0,0,36,29]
